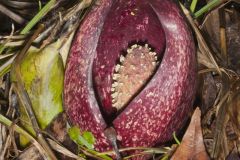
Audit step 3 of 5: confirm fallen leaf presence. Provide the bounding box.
[17,146,43,160]
[200,73,218,114]
[171,108,210,160]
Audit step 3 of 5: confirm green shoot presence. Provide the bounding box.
[38,0,42,10]
[194,0,222,18]
[20,0,56,34]
[190,0,198,13]
[173,132,181,145]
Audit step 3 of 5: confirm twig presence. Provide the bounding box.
[42,0,93,47]
[0,121,19,159]
[0,3,26,24]
[47,138,83,160]
[0,35,26,41]
[123,152,152,160]
[0,122,7,158]
[0,55,15,78]
[97,147,168,156]
[0,23,15,55]
[0,114,48,160]
[0,54,14,60]
[0,133,11,159]
[219,8,228,63]
[0,115,82,160]
[0,0,38,9]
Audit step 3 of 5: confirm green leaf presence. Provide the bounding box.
[68,126,81,142]
[11,41,64,146]
[190,0,198,13]
[68,126,95,150]
[78,136,94,150]
[68,127,112,159]
[82,131,95,147]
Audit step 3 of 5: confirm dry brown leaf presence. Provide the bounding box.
[171,108,210,160]
[17,146,43,160]
[200,73,218,114]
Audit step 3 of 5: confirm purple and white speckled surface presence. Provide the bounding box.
[93,0,166,116]
[113,0,196,148]
[64,0,113,150]
[64,0,197,157]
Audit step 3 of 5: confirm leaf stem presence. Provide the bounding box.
[20,0,56,34]
[190,0,198,13]
[194,0,222,18]
[173,132,181,145]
